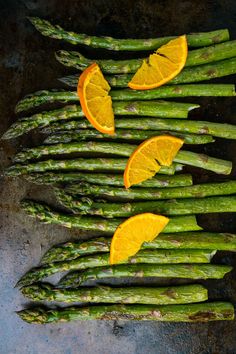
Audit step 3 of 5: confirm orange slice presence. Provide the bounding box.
[128,35,188,90]
[110,213,169,264]
[124,135,184,188]
[78,63,115,134]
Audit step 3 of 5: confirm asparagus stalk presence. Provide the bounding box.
[111,84,236,101]
[1,105,83,140]
[65,180,236,201]
[24,172,193,188]
[175,150,231,174]
[6,159,182,177]
[17,302,235,324]
[58,264,232,288]
[20,200,202,233]
[43,116,236,140]
[43,129,215,145]
[12,142,232,175]
[41,232,236,264]
[59,58,236,88]
[57,194,236,218]
[15,92,199,115]
[14,84,236,112]
[15,91,78,114]
[21,283,208,305]
[2,99,199,139]
[28,18,229,50]
[17,250,215,287]
[56,41,236,73]
[14,85,236,113]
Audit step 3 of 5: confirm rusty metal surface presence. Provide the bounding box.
[1,0,236,353]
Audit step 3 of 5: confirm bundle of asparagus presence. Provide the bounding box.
[4,18,236,323]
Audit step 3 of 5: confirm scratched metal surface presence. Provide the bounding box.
[1,0,236,353]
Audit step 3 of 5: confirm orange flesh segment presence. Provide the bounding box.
[78,63,115,134]
[128,35,188,90]
[124,135,184,188]
[110,213,169,264]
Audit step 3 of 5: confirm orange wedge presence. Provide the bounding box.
[124,135,184,188]
[78,63,115,134]
[128,35,188,90]
[110,213,169,264]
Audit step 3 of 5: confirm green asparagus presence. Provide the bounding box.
[2,105,83,140]
[21,283,208,305]
[21,200,202,233]
[24,172,193,188]
[56,41,236,72]
[59,58,236,88]
[14,85,235,113]
[15,91,78,114]
[6,159,183,177]
[41,232,236,264]
[57,194,236,218]
[17,250,215,287]
[13,142,232,175]
[111,84,236,100]
[58,264,232,287]
[43,116,236,140]
[43,129,215,145]
[15,92,199,115]
[65,180,236,201]
[29,18,229,50]
[17,302,235,324]
[3,99,199,139]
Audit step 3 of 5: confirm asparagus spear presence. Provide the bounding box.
[15,93,199,115]
[12,142,232,175]
[1,105,83,140]
[28,18,229,50]
[111,84,236,101]
[59,58,236,88]
[6,159,183,177]
[65,180,236,201]
[57,194,236,218]
[17,302,235,324]
[43,129,215,145]
[2,100,199,139]
[111,58,236,87]
[41,232,236,264]
[58,264,232,288]
[15,91,78,114]
[43,116,236,140]
[20,200,202,233]
[56,41,236,73]
[174,150,231,175]
[24,172,193,188]
[17,250,215,287]
[21,283,208,305]
[14,85,235,113]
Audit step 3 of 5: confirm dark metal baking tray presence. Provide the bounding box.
[0,0,236,353]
